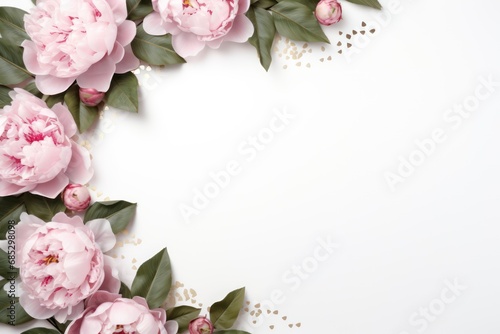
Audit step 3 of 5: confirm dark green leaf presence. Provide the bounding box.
[166,306,201,333]
[131,25,185,66]
[247,7,276,71]
[0,85,12,107]
[0,7,30,46]
[271,1,329,43]
[254,0,278,9]
[210,287,246,330]
[126,0,154,21]
[276,0,317,11]
[0,196,24,240]
[0,39,32,85]
[215,331,252,334]
[24,81,42,98]
[64,84,99,133]
[45,92,66,108]
[84,201,137,234]
[21,328,60,334]
[0,289,34,326]
[131,248,172,309]
[120,282,132,299]
[345,0,382,10]
[104,72,139,113]
[23,193,66,222]
[0,249,18,280]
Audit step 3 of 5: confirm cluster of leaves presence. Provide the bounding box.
[0,196,249,334]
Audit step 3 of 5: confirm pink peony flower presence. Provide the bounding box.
[22,0,140,95]
[14,212,119,323]
[315,0,342,26]
[79,87,106,107]
[0,89,93,198]
[189,316,214,334]
[143,0,254,58]
[65,291,179,334]
[62,184,92,211]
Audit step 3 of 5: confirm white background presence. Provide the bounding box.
[2,0,500,333]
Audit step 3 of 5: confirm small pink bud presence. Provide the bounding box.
[79,87,105,107]
[315,0,342,26]
[62,184,91,212]
[189,316,214,334]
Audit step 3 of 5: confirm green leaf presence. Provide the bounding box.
[44,92,66,108]
[0,39,32,85]
[276,0,316,11]
[0,287,34,326]
[210,287,246,330]
[247,7,276,71]
[345,0,382,10]
[23,193,66,222]
[21,329,61,334]
[131,248,172,309]
[104,72,139,113]
[254,0,278,9]
[166,306,201,333]
[84,201,137,234]
[0,249,18,280]
[131,25,185,66]
[126,0,154,21]
[271,1,329,43]
[0,196,25,241]
[215,331,252,334]
[24,81,42,98]
[0,7,30,46]
[120,281,132,299]
[64,84,99,133]
[0,85,12,107]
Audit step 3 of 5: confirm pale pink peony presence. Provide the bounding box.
[22,0,140,95]
[0,89,93,198]
[65,290,179,334]
[14,212,119,323]
[143,0,254,58]
[315,0,342,26]
[189,316,214,334]
[62,184,92,211]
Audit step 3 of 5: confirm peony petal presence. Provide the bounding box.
[86,22,118,54]
[19,292,56,319]
[105,0,128,24]
[115,45,140,73]
[51,103,77,138]
[35,75,76,96]
[135,313,160,333]
[100,256,121,293]
[108,302,141,324]
[87,219,115,252]
[165,320,179,334]
[21,40,50,75]
[86,291,120,309]
[31,173,69,199]
[172,33,206,58]
[66,143,94,185]
[76,56,116,92]
[117,20,137,46]
[54,300,84,322]
[143,12,168,35]
[63,251,92,286]
[52,212,84,227]
[0,180,31,197]
[238,0,251,14]
[65,308,93,334]
[219,14,254,44]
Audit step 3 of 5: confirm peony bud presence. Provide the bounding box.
[189,316,214,334]
[79,87,105,107]
[315,0,342,26]
[62,184,91,212]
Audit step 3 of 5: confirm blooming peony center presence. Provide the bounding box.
[24,0,118,78]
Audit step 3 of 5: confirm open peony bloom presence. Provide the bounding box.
[65,291,179,334]
[0,89,93,198]
[14,212,119,323]
[22,0,140,95]
[143,0,254,58]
